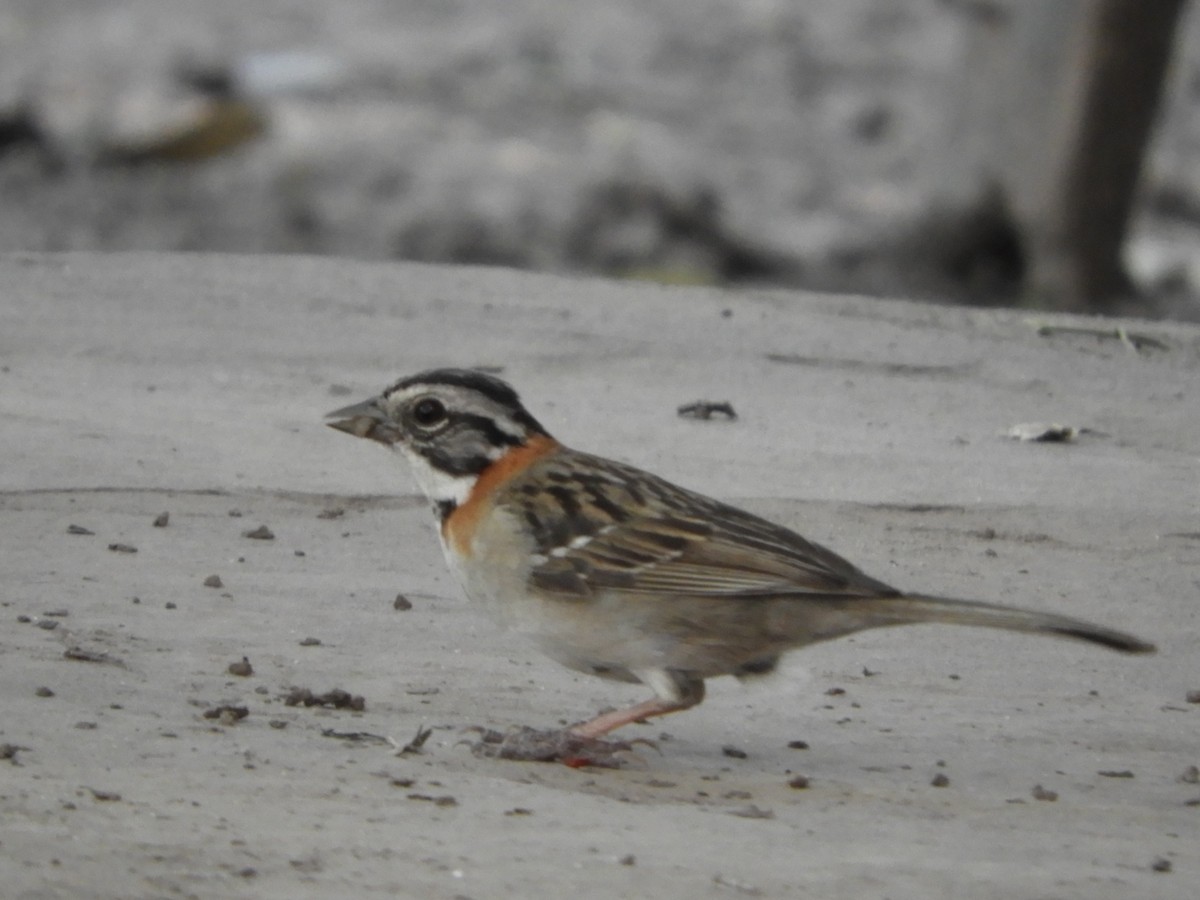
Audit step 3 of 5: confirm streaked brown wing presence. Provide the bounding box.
[513,451,898,601]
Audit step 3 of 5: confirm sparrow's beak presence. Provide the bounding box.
[325,397,402,446]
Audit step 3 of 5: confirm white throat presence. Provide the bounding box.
[396,445,476,509]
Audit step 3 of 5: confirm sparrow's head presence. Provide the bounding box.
[326,368,553,505]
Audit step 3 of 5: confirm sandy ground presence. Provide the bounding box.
[1,252,1198,899]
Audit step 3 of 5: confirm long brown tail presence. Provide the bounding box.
[878,600,1156,657]
[856,593,1156,654]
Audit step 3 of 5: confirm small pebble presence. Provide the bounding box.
[243,525,274,540]
[788,775,810,790]
[67,524,95,535]
[203,575,223,589]
[393,594,413,611]
[153,512,169,528]
[1151,858,1172,873]
[228,657,254,677]
[164,602,177,610]
[107,543,137,553]
[722,745,748,759]
[36,619,59,630]
[619,854,637,866]
[299,637,321,647]
[35,687,55,698]
[931,773,950,788]
[1177,765,1198,784]
[1186,690,1200,704]
[1031,784,1058,802]
[787,740,810,750]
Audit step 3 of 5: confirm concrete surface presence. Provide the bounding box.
[0,252,1197,899]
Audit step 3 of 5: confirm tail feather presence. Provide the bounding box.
[860,593,1156,655]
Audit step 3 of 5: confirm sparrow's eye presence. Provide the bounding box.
[411,397,448,428]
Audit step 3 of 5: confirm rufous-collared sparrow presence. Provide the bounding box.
[327,368,1154,763]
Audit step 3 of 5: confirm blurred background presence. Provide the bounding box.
[2,0,1199,320]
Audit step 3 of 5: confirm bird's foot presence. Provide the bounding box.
[468,726,651,768]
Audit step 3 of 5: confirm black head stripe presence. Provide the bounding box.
[385,368,549,437]
[387,368,519,406]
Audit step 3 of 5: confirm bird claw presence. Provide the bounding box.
[467,725,649,768]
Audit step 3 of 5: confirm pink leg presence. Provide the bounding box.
[569,677,706,739]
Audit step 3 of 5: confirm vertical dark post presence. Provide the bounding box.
[943,0,1185,312]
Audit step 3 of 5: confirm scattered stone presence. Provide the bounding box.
[203,575,224,588]
[722,745,748,760]
[227,657,254,677]
[1177,765,1199,784]
[298,636,322,647]
[268,720,288,730]
[16,615,31,623]
[317,507,345,520]
[35,687,55,697]
[1098,770,1134,779]
[284,687,365,711]
[1186,690,1200,704]
[63,646,122,666]
[1151,857,1173,873]
[1004,422,1079,443]
[203,705,249,724]
[67,524,95,535]
[619,854,636,866]
[43,609,70,617]
[1031,784,1058,802]
[677,400,737,421]
[1,743,25,762]
[164,602,176,609]
[36,619,59,630]
[107,543,137,553]
[788,775,810,789]
[729,804,774,820]
[393,593,413,611]
[931,773,950,787]
[153,512,170,527]
[505,807,533,816]
[87,788,121,802]
[293,549,306,557]
[787,740,810,750]
[242,525,274,540]
[406,793,457,807]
